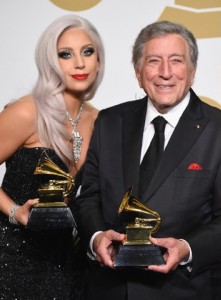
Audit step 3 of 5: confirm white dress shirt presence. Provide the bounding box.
[140,93,189,161]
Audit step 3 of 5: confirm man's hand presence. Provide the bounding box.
[147,237,190,273]
[93,230,125,268]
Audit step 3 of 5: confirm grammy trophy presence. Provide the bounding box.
[114,187,165,268]
[27,156,76,230]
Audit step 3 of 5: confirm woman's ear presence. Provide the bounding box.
[96,59,100,73]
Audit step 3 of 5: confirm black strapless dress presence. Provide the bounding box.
[0,147,87,300]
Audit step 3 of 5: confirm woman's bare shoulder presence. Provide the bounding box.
[2,95,36,120]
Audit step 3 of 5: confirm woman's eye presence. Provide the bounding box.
[82,47,95,57]
[58,51,71,59]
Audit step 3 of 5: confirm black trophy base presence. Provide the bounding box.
[26,206,76,230]
[114,244,165,268]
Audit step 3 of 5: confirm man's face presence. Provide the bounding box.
[135,34,196,113]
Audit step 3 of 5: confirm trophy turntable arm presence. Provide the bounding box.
[48,179,74,197]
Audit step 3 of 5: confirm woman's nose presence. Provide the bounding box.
[74,55,85,70]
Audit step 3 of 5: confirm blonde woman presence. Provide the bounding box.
[0,14,104,299]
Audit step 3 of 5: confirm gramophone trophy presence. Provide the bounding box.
[26,156,76,230]
[114,187,165,268]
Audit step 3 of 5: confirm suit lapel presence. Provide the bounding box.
[122,97,147,195]
[142,89,210,203]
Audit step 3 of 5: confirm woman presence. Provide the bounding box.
[0,14,104,299]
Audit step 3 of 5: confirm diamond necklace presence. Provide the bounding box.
[66,101,84,164]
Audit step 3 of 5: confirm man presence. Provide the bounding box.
[76,21,221,300]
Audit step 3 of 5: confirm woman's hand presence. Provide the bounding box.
[13,199,39,225]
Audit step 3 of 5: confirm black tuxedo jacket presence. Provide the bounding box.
[77,89,221,300]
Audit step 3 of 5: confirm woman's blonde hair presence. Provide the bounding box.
[32,14,105,165]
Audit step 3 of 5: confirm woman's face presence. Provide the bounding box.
[57,28,99,96]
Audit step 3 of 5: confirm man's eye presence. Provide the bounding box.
[172,59,182,63]
[58,51,71,59]
[147,59,159,64]
[82,47,95,57]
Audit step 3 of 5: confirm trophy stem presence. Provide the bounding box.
[35,202,67,208]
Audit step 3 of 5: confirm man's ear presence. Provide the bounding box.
[135,68,142,88]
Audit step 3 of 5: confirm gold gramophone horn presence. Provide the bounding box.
[34,156,75,196]
[118,187,161,234]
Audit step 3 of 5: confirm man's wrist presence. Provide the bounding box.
[88,231,103,259]
[179,239,192,265]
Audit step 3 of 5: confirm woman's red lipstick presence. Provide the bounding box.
[72,74,88,80]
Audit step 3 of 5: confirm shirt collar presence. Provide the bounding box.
[145,92,190,129]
